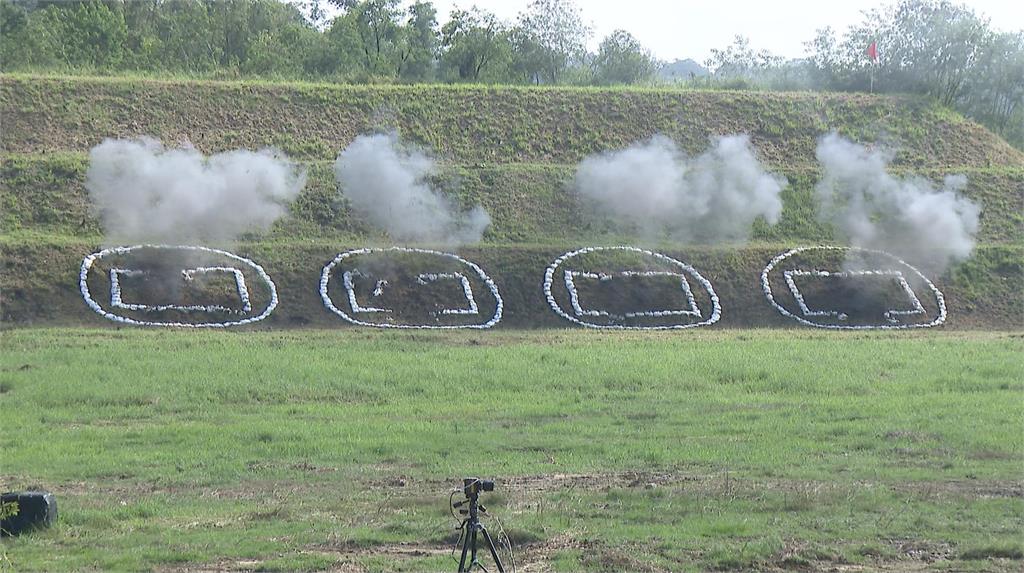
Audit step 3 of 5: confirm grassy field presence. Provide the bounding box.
[1,74,1022,572]
[1,328,1022,572]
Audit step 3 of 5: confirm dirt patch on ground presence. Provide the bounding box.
[412,470,1024,504]
[16,469,1022,504]
[159,536,1023,573]
[22,470,1023,572]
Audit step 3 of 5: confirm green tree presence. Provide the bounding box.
[439,6,510,82]
[145,0,221,73]
[120,0,163,70]
[394,0,437,81]
[591,29,657,85]
[0,0,58,69]
[875,0,992,105]
[244,29,289,75]
[805,0,1023,147]
[29,0,129,69]
[959,31,1024,146]
[322,13,363,76]
[239,1,322,77]
[513,0,590,84]
[705,35,782,81]
[332,0,401,77]
[289,0,330,30]
[808,1,995,99]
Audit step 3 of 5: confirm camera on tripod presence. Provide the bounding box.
[451,477,511,572]
[463,478,494,497]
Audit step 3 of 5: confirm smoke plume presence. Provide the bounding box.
[573,135,786,242]
[815,133,980,269]
[334,133,491,245]
[86,138,305,244]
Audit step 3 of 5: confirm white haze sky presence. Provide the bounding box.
[348,0,1024,64]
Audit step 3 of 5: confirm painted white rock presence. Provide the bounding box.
[761,246,946,329]
[320,247,502,329]
[543,246,721,330]
[80,245,278,327]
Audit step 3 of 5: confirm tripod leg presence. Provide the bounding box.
[457,523,471,572]
[480,526,506,573]
[470,526,479,570]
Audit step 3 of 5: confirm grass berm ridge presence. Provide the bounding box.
[1,74,1021,328]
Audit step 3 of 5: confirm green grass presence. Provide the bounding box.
[4,74,1022,168]
[1,329,1022,571]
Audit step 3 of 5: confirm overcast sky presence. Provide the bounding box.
[414,0,1024,64]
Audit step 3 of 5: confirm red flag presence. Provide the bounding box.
[867,42,878,61]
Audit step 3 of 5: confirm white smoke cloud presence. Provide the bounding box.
[815,133,980,269]
[86,138,306,244]
[333,133,490,245]
[573,135,786,242]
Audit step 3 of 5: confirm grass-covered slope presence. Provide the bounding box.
[3,75,1023,168]
[1,75,1022,328]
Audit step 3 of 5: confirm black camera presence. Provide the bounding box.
[463,477,495,496]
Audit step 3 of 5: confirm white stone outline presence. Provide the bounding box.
[320,247,502,329]
[783,269,925,323]
[80,245,278,328]
[761,246,946,330]
[416,273,479,315]
[184,267,253,314]
[109,266,252,314]
[343,269,392,314]
[565,270,701,320]
[543,246,721,330]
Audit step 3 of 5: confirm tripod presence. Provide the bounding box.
[454,481,506,573]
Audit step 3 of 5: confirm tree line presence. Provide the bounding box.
[0,0,655,85]
[704,1,1023,147]
[1,0,1020,147]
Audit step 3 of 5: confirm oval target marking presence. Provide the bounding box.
[544,246,721,330]
[320,247,503,329]
[761,246,947,330]
[80,245,278,327]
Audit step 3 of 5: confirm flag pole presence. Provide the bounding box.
[867,41,878,94]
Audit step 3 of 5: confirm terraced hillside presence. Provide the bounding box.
[1,74,1022,329]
